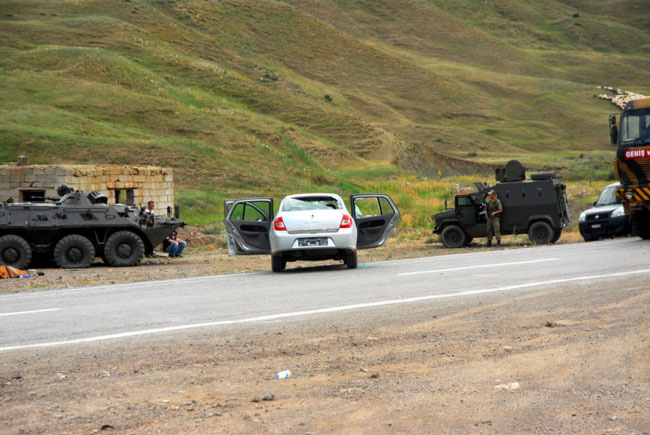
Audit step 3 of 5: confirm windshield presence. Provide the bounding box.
[596,186,620,206]
[282,196,341,211]
[620,108,650,145]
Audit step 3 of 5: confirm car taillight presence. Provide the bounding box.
[273,216,287,231]
[340,214,353,229]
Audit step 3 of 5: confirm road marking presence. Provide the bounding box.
[3,267,650,353]
[0,308,61,317]
[398,258,558,276]
[0,271,265,300]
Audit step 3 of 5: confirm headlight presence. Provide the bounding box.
[611,207,625,218]
[625,191,634,200]
[579,212,587,222]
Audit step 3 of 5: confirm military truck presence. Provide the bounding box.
[609,96,650,238]
[434,161,570,248]
[0,185,185,269]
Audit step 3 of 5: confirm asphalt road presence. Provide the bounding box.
[2,237,649,352]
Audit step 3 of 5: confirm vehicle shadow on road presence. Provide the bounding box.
[280,263,349,273]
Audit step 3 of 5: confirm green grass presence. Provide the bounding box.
[0,0,647,228]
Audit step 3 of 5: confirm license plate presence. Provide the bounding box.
[299,238,328,247]
[591,223,601,229]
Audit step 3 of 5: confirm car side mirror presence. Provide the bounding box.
[609,114,618,146]
[593,201,597,206]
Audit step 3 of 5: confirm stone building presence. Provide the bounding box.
[0,159,176,213]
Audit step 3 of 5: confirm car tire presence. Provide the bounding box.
[0,235,32,270]
[582,235,596,242]
[104,231,145,267]
[440,225,466,248]
[345,250,358,269]
[528,221,553,245]
[54,234,95,269]
[271,254,285,272]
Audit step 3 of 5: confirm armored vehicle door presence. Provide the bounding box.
[224,198,273,255]
[350,194,400,249]
[455,195,478,226]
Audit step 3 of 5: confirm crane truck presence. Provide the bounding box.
[609,96,650,238]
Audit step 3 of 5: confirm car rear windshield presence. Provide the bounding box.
[282,196,341,211]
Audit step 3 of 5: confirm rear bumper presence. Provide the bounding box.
[270,228,357,257]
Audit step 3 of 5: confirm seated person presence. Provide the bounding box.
[163,232,186,258]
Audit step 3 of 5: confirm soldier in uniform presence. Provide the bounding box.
[485,190,502,247]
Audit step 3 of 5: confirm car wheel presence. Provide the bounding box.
[441,225,466,248]
[528,221,553,245]
[271,254,285,272]
[345,250,358,269]
[582,234,596,242]
[104,231,145,267]
[54,234,95,268]
[0,235,32,270]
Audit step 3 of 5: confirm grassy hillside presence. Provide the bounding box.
[1,0,649,225]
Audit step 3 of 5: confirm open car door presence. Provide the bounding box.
[350,194,400,250]
[224,198,274,256]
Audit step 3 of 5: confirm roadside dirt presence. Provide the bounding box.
[3,227,648,433]
[0,227,586,294]
[2,269,648,433]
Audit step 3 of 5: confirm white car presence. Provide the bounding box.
[224,193,400,271]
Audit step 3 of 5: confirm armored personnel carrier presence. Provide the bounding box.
[0,185,185,269]
[434,161,570,248]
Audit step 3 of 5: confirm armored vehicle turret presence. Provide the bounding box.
[0,185,185,269]
[434,161,571,248]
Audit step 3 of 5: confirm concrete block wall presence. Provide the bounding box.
[0,165,175,215]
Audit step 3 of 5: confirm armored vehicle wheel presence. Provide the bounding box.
[345,250,358,269]
[104,231,145,267]
[440,225,466,248]
[551,229,562,244]
[271,254,285,272]
[0,235,32,270]
[54,235,95,269]
[528,221,553,245]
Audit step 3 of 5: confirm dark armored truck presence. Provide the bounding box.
[0,185,184,269]
[434,161,570,248]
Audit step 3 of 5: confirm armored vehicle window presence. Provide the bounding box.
[456,197,472,206]
[20,190,45,202]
